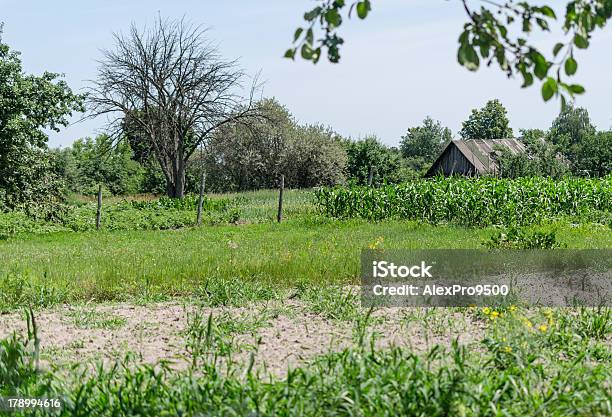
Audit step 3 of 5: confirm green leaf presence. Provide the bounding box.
[564,57,578,76]
[312,47,322,64]
[284,49,296,59]
[539,6,556,18]
[552,42,564,56]
[569,84,585,94]
[325,9,342,27]
[541,77,557,101]
[536,18,550,31]
[304,7,322,22]
[521,72,534,88]
[306,28,314,45]
[356,1,370,19]
[301,44,313,60]
[574,34,589,49]
[293,28,303,43]
[560,94,568,112]
[495,48,508,70]
[459,44,480,71]
[532,52,549,80]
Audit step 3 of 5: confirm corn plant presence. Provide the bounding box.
[315,176,612,226]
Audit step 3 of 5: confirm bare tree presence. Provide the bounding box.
[87,17,260,198]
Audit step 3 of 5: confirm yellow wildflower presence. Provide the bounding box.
[368,236,384,249]
[509,305,517,312]
[538,324,548,332]
[503,346,512,353]
[482,307,491,315]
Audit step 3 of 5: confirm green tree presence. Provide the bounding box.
[546,106,610,175]
[573,131,612,177]
[203,98,295,191]
[282,124,347,188]
[0,28,84,215]
[345,136,405,185]
[460,100,513,140]
[55,136,145,195]
[496,129,570,178]
[203,99,347,191]
[549,106,596,150]
[287,1,612,103]
[400,117,451,172]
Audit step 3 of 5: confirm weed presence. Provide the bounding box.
[297,285,361,321]
[66,309,127,330]
[483,226,564,249]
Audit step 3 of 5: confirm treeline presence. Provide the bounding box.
[1,23,610,217]
[50,98,436,195]
[52,98,451,195]
[52,99,610,197]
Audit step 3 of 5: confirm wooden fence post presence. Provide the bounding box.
[367,166,374,186]
[196,171,206,225]
[95,184,102,230]
[277,174,284,223]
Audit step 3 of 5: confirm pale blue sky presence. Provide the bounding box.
[2,0,611,147]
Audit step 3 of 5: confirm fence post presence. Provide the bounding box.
[367,166,374,186]
[196,171,206,225]
[277,174,284,223]
[95,184,102,230]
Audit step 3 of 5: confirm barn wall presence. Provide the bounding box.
[428,145,476,176]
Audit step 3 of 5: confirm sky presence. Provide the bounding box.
[2,0,611,148]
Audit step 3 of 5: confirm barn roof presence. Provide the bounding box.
[426,138,526,176]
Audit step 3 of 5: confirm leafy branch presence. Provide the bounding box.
[287,1,612,105]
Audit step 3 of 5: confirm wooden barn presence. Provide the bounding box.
[425,138,526,177]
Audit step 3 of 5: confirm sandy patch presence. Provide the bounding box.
[0,301,485,377]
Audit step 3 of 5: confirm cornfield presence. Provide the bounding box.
[315,176,612,226]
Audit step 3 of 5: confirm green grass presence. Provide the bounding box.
[1,216,609,310]
[66,309,127,330]
[0,189,314,239]
[0,187,611,416]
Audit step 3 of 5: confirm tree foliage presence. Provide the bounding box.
[203,99,347,192]
[548,106,609,176]
[0,30,84,215]
[460,99,513,139]
[549,105,596,149]
[54,136,146,196]
[400,117,451,172]
[573,131,612,177]
[288,1,612,104]
[496,129,570,178]
[345,136,410,185]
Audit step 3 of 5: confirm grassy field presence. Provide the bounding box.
[1,187,610,416]
[1,207,610,309]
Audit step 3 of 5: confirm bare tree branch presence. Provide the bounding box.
[86,16,262,198]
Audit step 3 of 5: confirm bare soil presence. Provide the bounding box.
[0,300,485,377]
